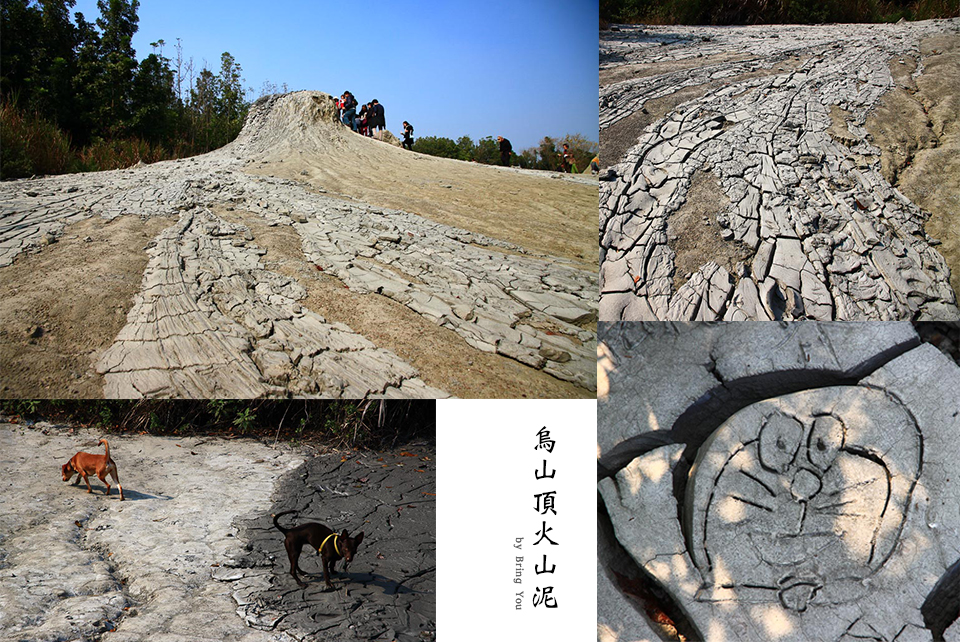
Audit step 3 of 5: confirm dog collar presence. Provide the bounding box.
[321,533,340,556]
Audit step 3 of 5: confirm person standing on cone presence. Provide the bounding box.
[372,99,385,134]
[497,136,512,166]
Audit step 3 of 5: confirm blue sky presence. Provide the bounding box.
[70,0,599,150]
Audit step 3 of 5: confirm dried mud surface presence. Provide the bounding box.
[600,20,960,322]
[597,322,960,642]
[0,91,596,398]
[0,422,435,642]
[214,206,588,399]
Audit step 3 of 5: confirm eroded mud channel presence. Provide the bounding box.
[0,424,435,641]
[600,19,960,321]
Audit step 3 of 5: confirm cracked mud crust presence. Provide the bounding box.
[597,322,960,642]
[231,445,436,641]
[600,19,960,322]
[212,206,589,399]
[0,423,436,642]
[0,91,597,398]
[0,423,306,642]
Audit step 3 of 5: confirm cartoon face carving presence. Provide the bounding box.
[685,387,922,613]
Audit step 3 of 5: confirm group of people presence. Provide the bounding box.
[558,143,578,173]
[336,91,417,150]
[333,100,596,173]
[336,91,386,137]
[501,137,598,174]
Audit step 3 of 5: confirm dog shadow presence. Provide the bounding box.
[353,571,418,595]
[294,570,416,595]
[115,488,170,501]
[66,484,170,501]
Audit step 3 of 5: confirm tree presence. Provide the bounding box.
[518,148,538,169]
[96,0,140,133]
[454,135,474,161]
[411,136,459,159]
[33,0,79,123]
[131,53,175,142]
[473,136,499,165]
[70,10,102,143]
[190,67,218,147]
[537,136,558,171]
[215,51,246,141]
[0,0,44,101]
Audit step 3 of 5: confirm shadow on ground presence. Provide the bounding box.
[228,444,436,642]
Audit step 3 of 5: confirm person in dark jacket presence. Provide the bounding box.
[371,99,385,133]
[497,136,512,166]
[358,103,370,136]
[340,91,358,132]
[402,121,414,150]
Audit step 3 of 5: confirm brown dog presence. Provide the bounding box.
[62,438,123,501]
[272,510,364,589]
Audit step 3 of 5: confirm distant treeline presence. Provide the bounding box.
[1,0,256,178]
[412,134,598,172]
[601,0,959,25]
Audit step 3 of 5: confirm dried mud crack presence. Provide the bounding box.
[227,445,436,642]
[600,19,960,321]
[0,423,306,642]
[1,91,597,398]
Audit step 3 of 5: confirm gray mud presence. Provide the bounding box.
[0,91,596,399]
[230,446,436,642]
[600,19,960,322]
[597,322,960,642]
[0,423,435,642]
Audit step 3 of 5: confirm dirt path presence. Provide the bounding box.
[0,422,436,641]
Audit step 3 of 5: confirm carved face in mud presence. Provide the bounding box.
[686,387,922,613]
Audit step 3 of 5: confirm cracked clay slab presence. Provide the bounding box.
[599,331,960,642]
[599,19,960,322]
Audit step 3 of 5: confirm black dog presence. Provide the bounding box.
[272,510,364,589]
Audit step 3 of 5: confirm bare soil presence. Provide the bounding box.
[0,215,173,398]
[866,34,960,298]
[667,169,749,290]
